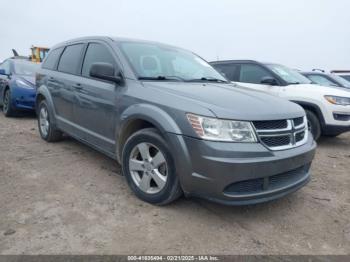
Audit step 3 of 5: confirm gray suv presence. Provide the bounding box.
[36,36,316,205]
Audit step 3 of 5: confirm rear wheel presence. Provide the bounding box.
[305,110,321,140]
[38,100,63,142]
[122,128,182,205]
[3,89,16,117]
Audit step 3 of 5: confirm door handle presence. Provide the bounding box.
[72,83,83,90]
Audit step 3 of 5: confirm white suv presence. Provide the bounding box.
[211,60,350,140]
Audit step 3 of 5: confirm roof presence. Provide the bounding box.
[210,59,259,64]
[50,36,187,52]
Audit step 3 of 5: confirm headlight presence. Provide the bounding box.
[15,79,34,89]
[324,95,350,106]
[186,113,257,142]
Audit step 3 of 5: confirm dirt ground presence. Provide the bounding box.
[0,113,349,255]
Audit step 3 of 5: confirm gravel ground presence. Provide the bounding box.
[0,113,349,255]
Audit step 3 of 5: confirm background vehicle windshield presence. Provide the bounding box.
[267,64,311,85]
[332,74,350,88]
[14,61,40,76]
[119,42,227,81]
[339,75,350,82]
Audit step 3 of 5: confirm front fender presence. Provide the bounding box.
[119,103,182,134]
[116,103,184,163]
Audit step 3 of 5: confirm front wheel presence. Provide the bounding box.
[122,128,182,205]
[305,110,321,141]
[38,100,63,142]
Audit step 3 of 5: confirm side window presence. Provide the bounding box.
[0,60,11,74]
[307,74,339,87]
[58,44,84,75]
[82,43,116,77]
[213,64,239,81]
[240,64,273,84]
[42,47,63,70]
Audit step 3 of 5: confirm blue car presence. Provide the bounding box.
[0,59,40,116]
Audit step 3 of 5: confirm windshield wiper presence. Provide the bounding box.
[186,77,228,83]
[287,82,300,85]
[138,75,184,81]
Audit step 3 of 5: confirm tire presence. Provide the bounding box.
[37,100,63,142]
[305,110,321,140]
[122,128,182,205]
[3,88,16,117]
[324,134,341,138]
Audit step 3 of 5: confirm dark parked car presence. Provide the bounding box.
[0,59,40,116]
[35,37,315,205]
[301,71,350,89]
[331,70,350,82]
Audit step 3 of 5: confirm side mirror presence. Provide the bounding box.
[0,69,7,76]
[261,76,278,86]
[89,62,122,84]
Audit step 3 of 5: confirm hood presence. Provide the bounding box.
[143,81,305,120]
[18,75,35,86]
[289,83,350,97]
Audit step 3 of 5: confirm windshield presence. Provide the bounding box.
[14,61,40,76]
[339,75,350,82]
[266,64,311,85]
[118,41,227,82]
[332,74,350,88]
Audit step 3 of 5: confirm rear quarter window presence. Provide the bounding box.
[57,44,85,75]
[42,47,64,70]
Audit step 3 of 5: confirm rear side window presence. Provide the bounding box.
[240,64,273,84]
[42,47,63,70]
[213,63,239,81]
[82,43,115,77]
[58,44,84,75]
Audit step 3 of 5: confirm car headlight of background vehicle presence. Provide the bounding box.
[15,79,34,89]
[187,113,257,142]
[324,95,350,106]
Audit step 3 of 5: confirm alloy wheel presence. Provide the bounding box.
[39,106,50,137]
[129,142,168,194]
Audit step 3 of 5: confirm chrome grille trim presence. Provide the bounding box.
[253,116,308,151]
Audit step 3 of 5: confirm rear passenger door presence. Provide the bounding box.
[49,44,85,133]
[74,42,118,153]
[238,64,281,96]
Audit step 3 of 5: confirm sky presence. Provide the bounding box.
[0,0,349,71]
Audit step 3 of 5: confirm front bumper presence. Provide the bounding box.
[167,133,316,205]
[11,86,36,110]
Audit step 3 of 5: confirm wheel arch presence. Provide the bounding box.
[116,104,182,163]
[36,85,57,125]
[291,100,325,126]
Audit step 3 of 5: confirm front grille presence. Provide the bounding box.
[253,117,307,150]
[224,164,310,195]
[226,178,264,194]
[253,120,287,130]
[295,131,305,143]
[293,117,304,127]
[261,136,291,147]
